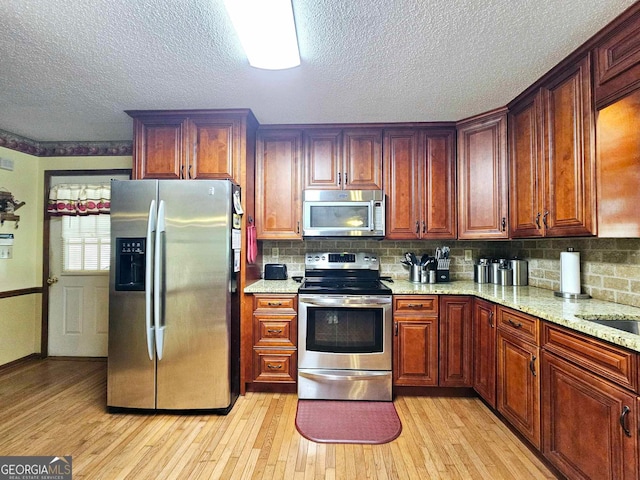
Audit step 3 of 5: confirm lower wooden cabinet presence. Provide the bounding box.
[541,350,638,479]
[251,294,298,385]
[439,296,472,387]
[393,296,439,386]
[472,298,497,407]
[497,331,540,448]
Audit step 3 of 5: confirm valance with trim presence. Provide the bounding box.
[48,183,110,215]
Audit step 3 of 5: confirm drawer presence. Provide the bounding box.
[253,315,296,347]
[393,296,438,315]
[253,294,297,312]
[542,323,638,392]
[253,349,297,383]
[497,307,539,344]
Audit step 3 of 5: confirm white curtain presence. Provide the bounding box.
[48,183,110,215]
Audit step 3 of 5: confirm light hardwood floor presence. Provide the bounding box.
[0,358,557,479]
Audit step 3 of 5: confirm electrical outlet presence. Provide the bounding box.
[271,247,279,259]
[464,249,473,262]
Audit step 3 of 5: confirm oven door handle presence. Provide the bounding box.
[299,370,390,382]
[299,297,391,307]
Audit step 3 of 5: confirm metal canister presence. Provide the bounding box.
[491,262,501,284]
[499,266,513,286]
[474,263,490,283]
[510,259,529,286]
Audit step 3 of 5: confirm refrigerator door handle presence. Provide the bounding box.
[145,200,156,361]
[154,200,166,360]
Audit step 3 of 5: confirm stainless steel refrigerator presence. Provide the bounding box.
[107,179,241,412]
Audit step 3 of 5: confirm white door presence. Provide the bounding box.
[48,174,128,356]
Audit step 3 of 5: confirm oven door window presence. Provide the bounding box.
[306,307,383,353]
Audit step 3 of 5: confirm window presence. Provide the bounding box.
[62,214,110,272]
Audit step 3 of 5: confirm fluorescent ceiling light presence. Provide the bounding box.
[224,0,301,70]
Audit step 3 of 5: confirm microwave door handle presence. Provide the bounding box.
[369,201,374,231]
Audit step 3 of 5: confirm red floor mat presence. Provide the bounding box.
[295,400,402,444]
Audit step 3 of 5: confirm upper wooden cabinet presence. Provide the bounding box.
[457,109,509,239]
[128,109,258,182]
[509,54,596,238]
[304,128,382,190]
[384,128,456,239]
[596,88,640,237]
[255,129,303,240]
[593,5,640,109]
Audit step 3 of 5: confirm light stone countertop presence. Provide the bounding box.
[244,279,640,353]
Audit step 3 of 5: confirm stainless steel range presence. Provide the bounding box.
[298,252,393,401]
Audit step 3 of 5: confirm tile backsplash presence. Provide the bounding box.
[260,238,640,308]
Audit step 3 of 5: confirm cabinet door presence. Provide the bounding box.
[594,7,640,108]
[393,318,439,386]
[509,93,544,238]
[423,130,457,239]
[255,130,303,239]
[457,110,509,239]
[497,332,540,448]
[383,129,421,239]
[472,298,497,407]
[542,54,596,237]
[596,88,640,237]
[304,129,342,189]
[343,128,383,190]
[439,296,472,387]
[132,116,187,180]
[542,351,637,480]
[189,117,236,180]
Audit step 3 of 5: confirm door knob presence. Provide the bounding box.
[47,276,58,286]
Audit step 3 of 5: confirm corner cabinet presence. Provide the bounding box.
[127,109,258,182]
[304,127,383,190]
[439,296,472,387]
[509,54,596,238]
[384,128,457,239]
[456,109,509,239]
[255,128,303,239]
[393,296,439,387]
[472,298,497,407]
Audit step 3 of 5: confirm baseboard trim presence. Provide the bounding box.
[0,353,40,373]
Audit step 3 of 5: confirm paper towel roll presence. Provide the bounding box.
[560,251,581,294]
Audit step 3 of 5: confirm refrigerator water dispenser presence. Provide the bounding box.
[115,238,146,291]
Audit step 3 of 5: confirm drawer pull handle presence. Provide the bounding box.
[620,406,631,437]
[267,364,283,370]
[508,319,523,328]
[267,302,283,306]
[267,329,283,334]
[489,310,494,328]
[529,355,537,377]
[535,212,541,229]
[407,303,423,308]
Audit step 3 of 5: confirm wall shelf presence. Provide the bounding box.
[0,213,20,228]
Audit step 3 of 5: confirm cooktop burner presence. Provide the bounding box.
[298,252,391,295]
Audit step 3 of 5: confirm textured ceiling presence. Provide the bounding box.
[0,0,637,142]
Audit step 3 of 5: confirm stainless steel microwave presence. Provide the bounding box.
[302,190,385,237]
